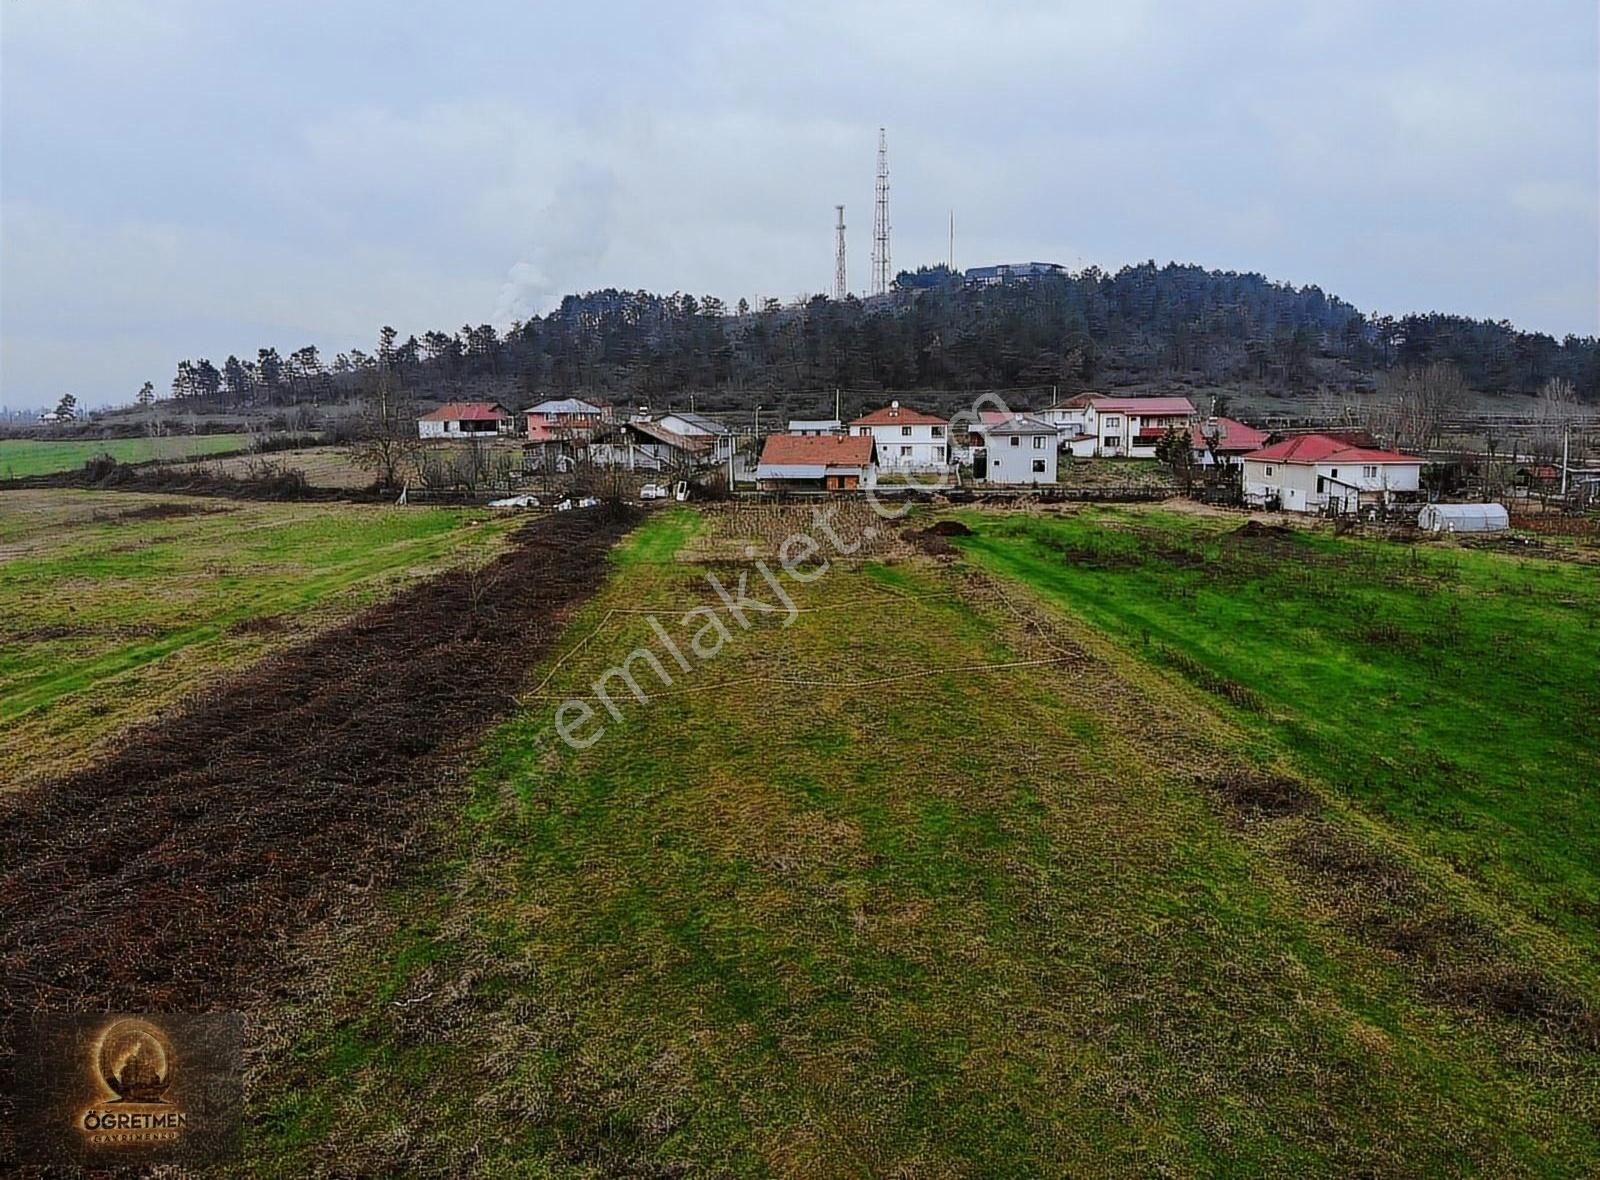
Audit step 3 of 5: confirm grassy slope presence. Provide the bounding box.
[953,507,1600,969]
[0,433,252,477]
[248,509,1596,1177]
[0,491,513,790]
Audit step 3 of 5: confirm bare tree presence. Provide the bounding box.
[348,393,420,489]
[1368,362,1466,452]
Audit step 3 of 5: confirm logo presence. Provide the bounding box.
[9,1012,242,1166]
[79,1018,187,1144]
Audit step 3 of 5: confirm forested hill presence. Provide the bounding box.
[155,262,1600,417]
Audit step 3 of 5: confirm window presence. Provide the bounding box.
[1363,465,1377,478]
[1104,416,1120,427]
[1331,468,1338,478]
[935,447,945,461]
[1010,436,1020,447]
[900,445,912,456]
[901,425,912,436]
[1317,477,1325,493]
[1103,437,1118,448]
[931,426,944,438]
[1265,465,1274,476]
[1032,459,1046,473]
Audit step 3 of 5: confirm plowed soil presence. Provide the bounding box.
[0,509,635,1022]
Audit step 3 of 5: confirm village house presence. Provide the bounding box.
[587,419,712,472]
[849,402,949,472]
[979,415,1059,485]
[417,401,514,439]
[655,411,737,463]
[1241,433,1424,513]
[1036,394,1196,458]
[757,433,878,492]
[1191,416,1268,467]
[524,397,608,439]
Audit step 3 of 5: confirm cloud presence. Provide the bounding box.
[1,0,1595,408]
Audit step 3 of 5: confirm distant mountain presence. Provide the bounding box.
[146,262,1600,420]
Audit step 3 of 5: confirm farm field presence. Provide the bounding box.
[166,445,377,488]
[0,490,515,792]
[951,506,1600,972]
[242,504,1600,1176]
[0,432,252,478]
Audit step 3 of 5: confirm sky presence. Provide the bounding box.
[1,0,1596,410]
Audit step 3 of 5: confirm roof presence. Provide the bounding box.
[984,414,1056,435]
[759,433,876,470]
[661,411,732,435]
[1242,433,1423,465]
[419,401,510,422]
[1191,417,1268,452]
[787,418,843,431]
[527,397,602,416]
[618,420,708,451]
[849,402,948,427]
[1089,396,1196,416]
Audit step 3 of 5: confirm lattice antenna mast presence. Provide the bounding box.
[871,128,891,296]
[834,205,847,300]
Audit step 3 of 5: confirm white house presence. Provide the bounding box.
[849,402,950,472]
[1036,394,1196,458]
[979,415,1059,485]
[417,401,514,439]
[1240,434,1424,513]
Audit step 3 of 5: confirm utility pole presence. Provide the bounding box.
[1562,427,1570,497]
[871,128,891,296]
[834,205,847,301]
[835,387,841,424]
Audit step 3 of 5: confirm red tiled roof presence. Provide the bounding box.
[1190,416,1268,452]
[1242,433,1422,465]
[849,403,948,426]
[760,433,876,467]
[419,401,510,422]
[1090,396,1196,416]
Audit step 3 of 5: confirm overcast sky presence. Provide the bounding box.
[2,0,1596,410]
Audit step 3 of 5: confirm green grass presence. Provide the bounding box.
[953,507,1600,964]
[0,432,252,478]
[0,490,514,790]
[246,507,1600,1177]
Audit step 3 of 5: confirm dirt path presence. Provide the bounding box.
[0,509,635,1024]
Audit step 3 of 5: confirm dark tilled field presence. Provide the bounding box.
[0,508,632,1021]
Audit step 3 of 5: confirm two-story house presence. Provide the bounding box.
[849,402,950,472]
[1037,394,1196,458]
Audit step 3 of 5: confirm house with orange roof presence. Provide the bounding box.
[848,402,950,472]
[757,433,878,492]
[1240,434,1425,513]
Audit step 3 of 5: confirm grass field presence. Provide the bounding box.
[167,445,375,488]
[244,505,1600,1176]
[0,490,515,792]
[952,507,1600,971]
[0,433,252,478]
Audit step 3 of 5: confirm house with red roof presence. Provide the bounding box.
[1240,433,1425,514]
[757,433,878,492]
[1191,416,1268,467]
[417,401,513,439]
[849,402,950,472]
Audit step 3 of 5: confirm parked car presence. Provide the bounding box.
[640,483,668,500]
[488,494,540,509]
